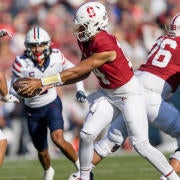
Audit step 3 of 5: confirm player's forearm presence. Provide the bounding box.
[0,72,8,97]
[61,70,91,85]
[41,67,90,86]
[41,72,84,86]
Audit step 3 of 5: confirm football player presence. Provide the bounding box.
[70,12,180,180]
[0,29,19,167]
[10,26,86,180]
[17,2,180,180]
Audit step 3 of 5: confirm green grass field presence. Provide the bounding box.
[0,153,166,180]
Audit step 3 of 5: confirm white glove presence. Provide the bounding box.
[76,91,86,103]
[1,94,20,103]
[0,29,12,38]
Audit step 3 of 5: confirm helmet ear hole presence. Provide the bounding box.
[73,2,108,42]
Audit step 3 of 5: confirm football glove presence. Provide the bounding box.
[0,29,12,38]
[76,91,86,103]
[1,94,20,103]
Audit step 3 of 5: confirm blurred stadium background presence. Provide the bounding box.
[0,0,179,179]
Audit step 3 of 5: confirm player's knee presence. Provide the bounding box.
[133,140,150,157]
[94,137,121,158]
[51,129,64,146]
[80,130,96,145]
[170,150,180,162]
[108,128,124,145]
[94,126,124,158]
[38,149,49,157]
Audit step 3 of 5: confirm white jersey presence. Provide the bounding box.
[10,48,84,108]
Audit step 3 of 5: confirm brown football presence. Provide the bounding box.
[13,78,41,98]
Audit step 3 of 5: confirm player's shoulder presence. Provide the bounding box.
[15,54,27,62]
[12,54,30,77]
[93,30,116,47]
[14,54,33,67]
[161,35,180,50]
[95,30,114,41]
[50,48,65,63]
[160,34,180,42]
[50,48,63,58]
[51,48,61,54]
[173,36,180,46]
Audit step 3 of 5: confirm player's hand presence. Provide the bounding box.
[39,84,55,94]
[0,29,13,38]
[18,77,42,97]
[1,94,20,103]
[76,91,86,103]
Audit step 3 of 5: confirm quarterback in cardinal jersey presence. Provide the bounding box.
[78,30,133,89]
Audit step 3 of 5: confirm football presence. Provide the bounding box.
[13,78,41,98]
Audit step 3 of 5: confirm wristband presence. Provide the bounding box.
[41,73,62,86]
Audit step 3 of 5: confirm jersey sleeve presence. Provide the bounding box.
[62,57,75,70]
[93,33,116,53]
[55,49,75,71]
[10,55,26,99]
[12,55,25,78]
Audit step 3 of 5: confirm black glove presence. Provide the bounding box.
[76,91,86,103]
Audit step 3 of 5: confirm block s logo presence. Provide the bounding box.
[86,7,96,18]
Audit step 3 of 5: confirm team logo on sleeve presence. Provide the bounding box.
[29,72,35,77]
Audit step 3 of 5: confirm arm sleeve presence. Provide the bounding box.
[12,57,24,78]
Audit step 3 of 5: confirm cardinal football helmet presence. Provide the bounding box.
[73,2,108,42]
[24,26,51,63]
[168,13,180,37]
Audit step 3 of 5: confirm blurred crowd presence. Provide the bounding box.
[0,0,179,158]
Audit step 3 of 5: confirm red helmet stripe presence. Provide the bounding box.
[33,27,36,40]
[33,27,40,40]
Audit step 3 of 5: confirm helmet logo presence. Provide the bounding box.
[170,25,176,30]
[29,72,35,77]
[86,7,96,18]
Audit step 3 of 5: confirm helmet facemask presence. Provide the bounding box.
[25,42,51,64]
[24,27,51,64]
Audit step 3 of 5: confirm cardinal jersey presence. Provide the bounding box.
[11,48,83,107]
[139,35,180,92]
[78,30,133,89]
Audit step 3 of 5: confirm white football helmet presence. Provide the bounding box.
[24,26,51,62]
[168,13,180,37]
[73,2,108,42]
